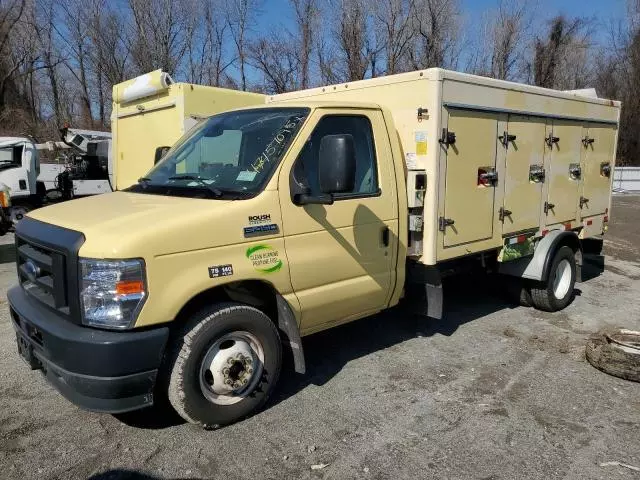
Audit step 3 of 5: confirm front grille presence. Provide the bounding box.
[16,237,68,314]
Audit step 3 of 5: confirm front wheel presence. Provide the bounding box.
[166,303,282,429]
[530,246,576,312]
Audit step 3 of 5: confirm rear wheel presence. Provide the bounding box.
[530,246,576,312]
[167,303,282,429]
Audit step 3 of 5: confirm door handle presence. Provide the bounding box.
[382,226,390,247]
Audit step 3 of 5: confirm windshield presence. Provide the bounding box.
[131,107,309,199]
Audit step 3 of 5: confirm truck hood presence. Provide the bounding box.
[26,191,270,259]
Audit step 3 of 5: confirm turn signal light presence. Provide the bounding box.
[116,280,145,296]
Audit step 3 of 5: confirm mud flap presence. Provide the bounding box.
[407,261,443,320]
[276,295,306,374]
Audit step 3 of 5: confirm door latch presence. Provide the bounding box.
[544,202,555,215]
[529,164,545,183]
[545,133,560,148]
[580,196,589,209]
[499,207,512,222]
[569,163,582,180]
[498,131,517,148]
[439,128,456,147]
[582,136,595,148]
[478,167,498,187]
[600,162,611,178]
[438,217,455,232]
[381,226,390,247]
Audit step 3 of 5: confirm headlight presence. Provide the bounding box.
[79,258,147,329]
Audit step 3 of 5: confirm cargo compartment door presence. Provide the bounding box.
[501,116,545,234]
[580,124,616,218]
[544,121,583,225]
[442,109,498,248]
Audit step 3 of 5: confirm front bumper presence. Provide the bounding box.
[8,285,169,413]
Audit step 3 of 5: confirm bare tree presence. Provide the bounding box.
[249,33,298,93]
[533,16,592,89]
[186,0,233,86]
[333,0,382,81]
[227,0,259,91]
[488,0,532,80]
[374,0,415,74]
[290,0,318,89]
[407,0,460,69]
[0,0,27,115]
[128,0,193,74]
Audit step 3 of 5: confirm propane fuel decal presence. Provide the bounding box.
[246,244,283,273]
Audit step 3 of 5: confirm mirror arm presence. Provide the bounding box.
[294,193,334,206]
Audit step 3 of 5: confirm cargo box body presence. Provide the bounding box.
[112,72,265,190]
[268,69,620,265]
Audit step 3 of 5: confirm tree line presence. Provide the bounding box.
[1,0,639,165]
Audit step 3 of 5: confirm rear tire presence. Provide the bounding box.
[505,278,533,307]
[530,246,576,312]
[167,303,282,429]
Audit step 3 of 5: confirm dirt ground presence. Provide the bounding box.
[0,196,639,480]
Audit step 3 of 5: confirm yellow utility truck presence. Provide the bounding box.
[9,69,619,428]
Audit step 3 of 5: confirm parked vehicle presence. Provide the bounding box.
[8,69,619,428]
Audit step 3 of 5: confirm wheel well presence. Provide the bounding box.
[542,231,582,282]
[174,280,278,327]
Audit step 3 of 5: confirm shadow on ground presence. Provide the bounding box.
[115,258,607,429]
[0,244,15,264]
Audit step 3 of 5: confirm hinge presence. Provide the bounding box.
[499,207,512,222]
[582,136,595,148]
[545,133,560,148]
[439,128,456,148]
[417,107,428,121]
[580,196,589,209]
[438,216,455,232]
[498,131,517,149]
[544,201,555,215]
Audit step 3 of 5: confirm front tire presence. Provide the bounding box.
[167,303,282,429]
[530,246,576,312]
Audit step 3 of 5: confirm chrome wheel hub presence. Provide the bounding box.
[199,331,264,405]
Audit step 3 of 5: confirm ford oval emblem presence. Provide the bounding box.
[24,260,40,283]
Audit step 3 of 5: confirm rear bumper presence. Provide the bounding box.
[8,285,169,413]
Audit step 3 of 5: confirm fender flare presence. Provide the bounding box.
[539,231,582,282]
[499,230,582,283]
[276,294,305,374]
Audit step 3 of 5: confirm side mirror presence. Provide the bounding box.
[154,146,171,164]
[318,134,356,194]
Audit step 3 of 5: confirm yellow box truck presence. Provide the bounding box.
[8,69,619,428]
[111,70,265,190]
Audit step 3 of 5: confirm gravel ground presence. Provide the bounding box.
[0,196,639,480]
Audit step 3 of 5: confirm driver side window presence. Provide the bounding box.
[293,115,379,198]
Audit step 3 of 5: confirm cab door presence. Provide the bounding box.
[579,124,616,218]
[278,108,399,333]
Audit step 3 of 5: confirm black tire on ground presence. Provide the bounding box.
[586,328,640,383]
[530,246,576,312]
[504,278,533,307]
[166,303,282,429]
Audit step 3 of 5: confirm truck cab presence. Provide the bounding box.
[9,102,406,427]
[0,137,40,221]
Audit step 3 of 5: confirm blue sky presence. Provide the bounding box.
[259,0,629,45]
